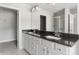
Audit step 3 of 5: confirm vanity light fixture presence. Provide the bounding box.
[35,5,39,10]
[31,5,40,12]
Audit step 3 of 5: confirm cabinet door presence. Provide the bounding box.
[38,39,45,55]
[28,35,39,55]
[37,39,43,55]
[30,36,36,55]
[24,37,28,50]
[22,33,29,52]
[35,38,42,55]
[22,33,26,48]
[31,36,41,55]
[53,43,69,55]
[28,35,33,54]
[41,39,54,55]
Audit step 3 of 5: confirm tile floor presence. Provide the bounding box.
[0,41,28,55]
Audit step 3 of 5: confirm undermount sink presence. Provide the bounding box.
[33,33,40,36]
[45,35,61,40]
[28,32,34,34]
[28,32,40,36]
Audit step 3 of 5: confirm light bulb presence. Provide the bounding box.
[32,7,35,12]
[35,6,39,10]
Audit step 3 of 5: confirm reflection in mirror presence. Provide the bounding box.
[31,3,77,34]
[68,7,77,34]
[53,9,65,33]
[53,5,77,34]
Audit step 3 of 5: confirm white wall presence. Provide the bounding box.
[0,3,32,49]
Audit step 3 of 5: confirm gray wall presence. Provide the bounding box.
[0,7,17,42]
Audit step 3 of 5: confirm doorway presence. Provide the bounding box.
[40,15,46,31]
[0,7,18,47]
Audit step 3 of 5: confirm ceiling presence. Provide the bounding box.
[27,3,77,13]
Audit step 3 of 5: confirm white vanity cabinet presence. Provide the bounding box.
[22,33,34,54]
[23,34,42,55]
[23,33,76,55]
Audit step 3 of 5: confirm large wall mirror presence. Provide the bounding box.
[31,3,78,34]
[53,4,77,34]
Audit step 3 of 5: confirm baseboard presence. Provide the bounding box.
[0,39,16,43]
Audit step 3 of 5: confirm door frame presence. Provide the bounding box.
[40,15,46,31]
[0,5,19,48]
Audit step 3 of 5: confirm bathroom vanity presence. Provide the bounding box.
[22,29,79,55]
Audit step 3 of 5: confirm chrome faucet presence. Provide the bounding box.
[33,29,36,33]
[55,31,60,37]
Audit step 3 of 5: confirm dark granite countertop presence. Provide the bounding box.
[22,29,79,47]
